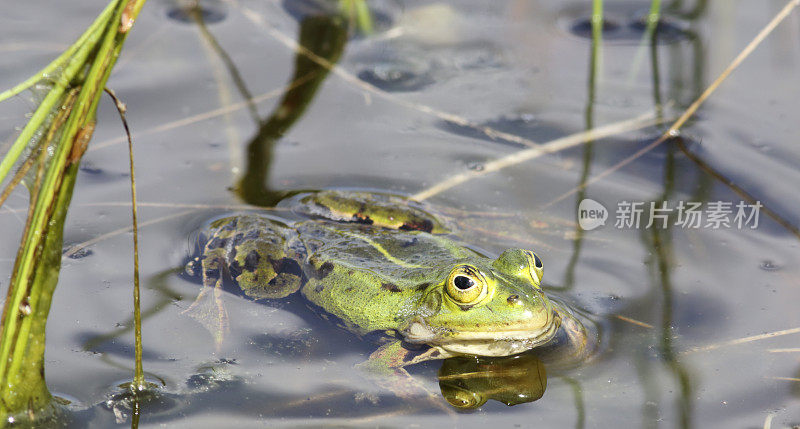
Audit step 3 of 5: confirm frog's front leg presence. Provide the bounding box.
[183,215,306,348]
[356,340,453,410]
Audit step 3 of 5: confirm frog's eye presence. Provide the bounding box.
[524,250,544,286]
[445,265,488,305]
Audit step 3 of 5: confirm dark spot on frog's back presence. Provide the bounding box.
[415,282,431,292]
[401,237,419,248]
[382,282,402,293]
[226,232,245,247]
[272,257,303,278]
[352,213,374,225]
[314,261,334,279]
[229,259,243,279]
[204,268,221,281]
[219,217,238,231]
[206,236,229,250]
[399,219,434,233]
[244,250,260,272]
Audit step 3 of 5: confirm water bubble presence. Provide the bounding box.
[467,162,485,172]
[445,42,505,70]
[357,63,433,92]
[759,260,781,271]
[19,300,31,316]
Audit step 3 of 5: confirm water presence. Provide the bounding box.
[2,0,800,427]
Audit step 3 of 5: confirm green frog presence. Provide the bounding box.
[185,190,588,397]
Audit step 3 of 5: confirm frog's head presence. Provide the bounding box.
[401,249,560,357]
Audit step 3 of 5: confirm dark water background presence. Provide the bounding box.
[2,0,800,427]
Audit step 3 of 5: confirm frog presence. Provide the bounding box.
[184,190,587,398]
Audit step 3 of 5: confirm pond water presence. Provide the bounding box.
[2,0,800,427]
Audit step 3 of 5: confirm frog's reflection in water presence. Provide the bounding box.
[438,353,546,409]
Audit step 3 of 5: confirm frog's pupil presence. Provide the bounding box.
[533,254,542,269]
[454,276,474,290]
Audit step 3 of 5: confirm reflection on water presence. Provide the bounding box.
[439,354,546,409]
[237,12,348,206]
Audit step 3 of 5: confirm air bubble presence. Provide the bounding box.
[467,162,485,172]
[759,260,781,271]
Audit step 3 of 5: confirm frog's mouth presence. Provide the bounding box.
[401,310,561,358]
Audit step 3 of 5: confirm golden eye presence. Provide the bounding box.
[445,265,487,304]
[525,250,544,286]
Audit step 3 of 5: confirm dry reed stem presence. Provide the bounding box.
[682,326,800,355]
[62,209,198,258]
[615,315,654,329]
[412,113,661,201]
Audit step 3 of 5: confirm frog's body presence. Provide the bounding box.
[187,191,583,393]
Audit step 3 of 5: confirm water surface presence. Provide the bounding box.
[2,0,800,427]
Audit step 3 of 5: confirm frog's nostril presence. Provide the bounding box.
[507,294,520,305]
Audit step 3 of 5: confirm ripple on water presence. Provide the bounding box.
[102,383,178,424]
[560,5,693,44]
[357,61,435,92]
[281,0,401,34]
[352,39,504,92]
[436,113,566,148]
[165,0,227,25]
[759,260,782,271]
[64,247,93,260]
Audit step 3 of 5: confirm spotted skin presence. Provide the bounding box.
[186,191,577,394]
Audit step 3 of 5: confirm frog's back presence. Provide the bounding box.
[295,221,477,334]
